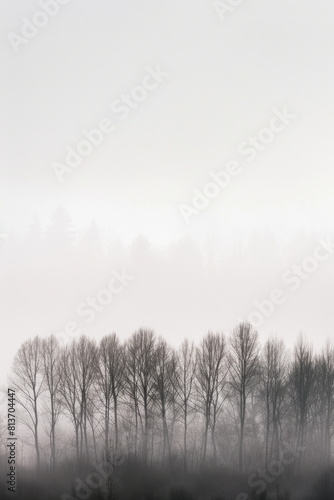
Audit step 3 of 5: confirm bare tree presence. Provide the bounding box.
[59,342,82,463]
[41,335,62,473]
[196,332,227,465]
[75,336,97,461]
[289,336,315,469]
[125,329,157,460]
[10,336,44,468]
[124,338,141,457]
[58,337,97,462]
[258,338,289,466]
[173,339,197,472]
[315,341,334,466]
[97,333,124,458]
[229,323,259,472]
[154,338,175,466]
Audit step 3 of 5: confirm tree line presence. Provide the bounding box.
[8,324,334,475]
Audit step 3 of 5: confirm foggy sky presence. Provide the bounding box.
[1,0,334,384]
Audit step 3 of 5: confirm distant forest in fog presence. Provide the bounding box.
[2,324,334,499]
[1,207,332,361]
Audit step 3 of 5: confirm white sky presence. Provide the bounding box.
[1,0,334,383]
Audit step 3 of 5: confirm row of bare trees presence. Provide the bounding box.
[8,324,334,474]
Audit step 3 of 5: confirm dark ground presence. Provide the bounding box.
[1,460,334,500]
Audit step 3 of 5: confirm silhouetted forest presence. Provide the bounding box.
[2,325,334,499]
